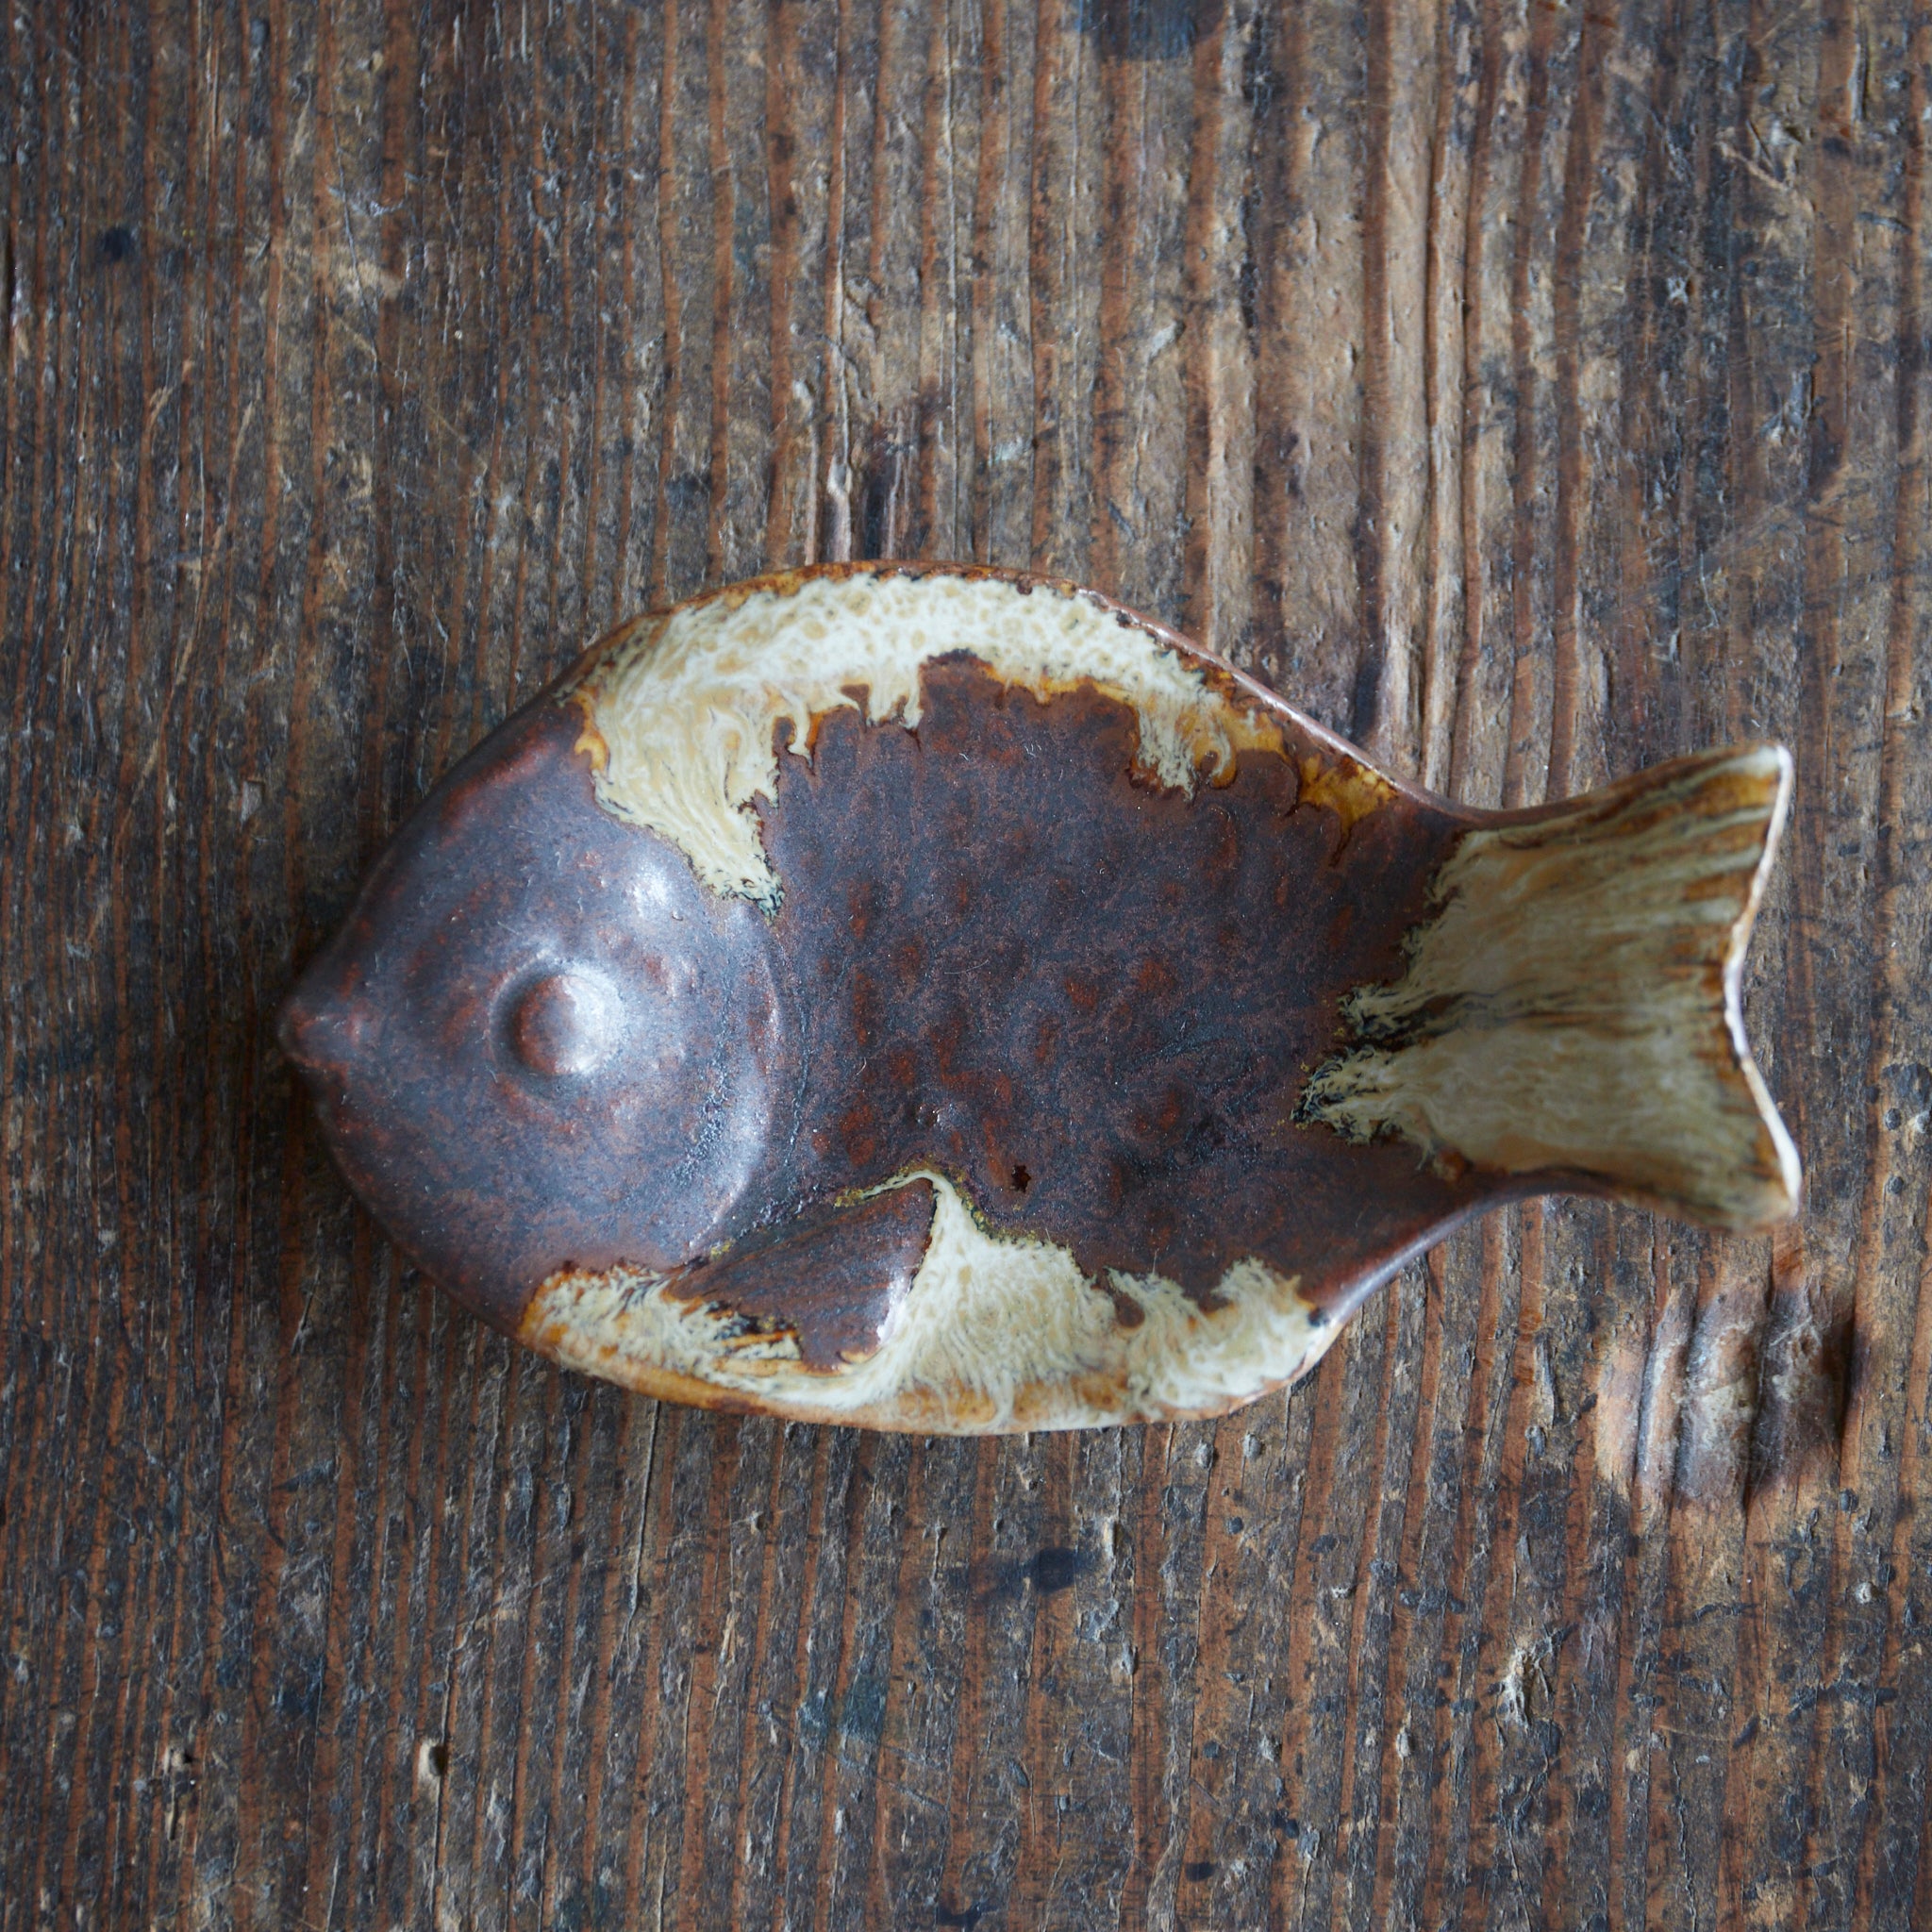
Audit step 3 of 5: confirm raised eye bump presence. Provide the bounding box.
[508,971,620,1078]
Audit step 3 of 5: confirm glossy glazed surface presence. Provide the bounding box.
[281,565,1795,1429]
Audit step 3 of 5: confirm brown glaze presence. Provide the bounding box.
[282,652,1490,1345]
[756,658,1486,1306]
[663,1181,937,1369]
[278,563,1793,1423]
[279,698,783,1332]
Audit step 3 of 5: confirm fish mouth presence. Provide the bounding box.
[276,953,375,1083]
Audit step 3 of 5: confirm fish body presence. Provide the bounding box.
[280,563,1800,1432]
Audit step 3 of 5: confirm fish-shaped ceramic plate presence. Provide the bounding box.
[280,562,1800,1432]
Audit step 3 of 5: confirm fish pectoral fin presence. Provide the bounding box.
[666,1181,938,1372]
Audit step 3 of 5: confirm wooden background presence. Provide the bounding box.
[4,0,1930,1925]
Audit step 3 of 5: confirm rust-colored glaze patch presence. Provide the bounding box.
[1295,752,1397,846]
[571,691,611,775]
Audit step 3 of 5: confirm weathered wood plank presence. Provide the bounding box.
[3,3,1928,1927]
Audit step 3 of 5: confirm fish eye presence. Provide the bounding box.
[506,970,622,1079]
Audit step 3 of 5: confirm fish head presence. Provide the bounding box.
[277,698,782,1330]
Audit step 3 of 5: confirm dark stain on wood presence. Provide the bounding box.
[3,1,1928,1927]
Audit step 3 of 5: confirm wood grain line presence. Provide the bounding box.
[501,25,562,716]
[1543,0,1607,801]
[716,1422,793,1929]
[1501,0,1558,812]
[911,0,962,558]
[1854,24,1932,1920]
[763,0,806,568]
[1376,1233,1487,1930]
[1601,1234,1676,1932]
[924,1442,990,1921]
[1533,1230,1621,1932]
[1413,1210,1524,1928]
[164,0,292,1905]
[815,0,852,566]
[803,1430,884,1928]
[1324,1273,1422,1932]
[1793,2,1928,1922]
[1118,1424,1169,1931]
[1355,0,1418,765]
[1361,1249,1451,1932]
[1263,1338,1359,1925]
[862,1437,929,1931]
[0,34,75,1890]
[1467,1204,1555,1928]
[1173,1413,1259,1914]
[608,1402,677,1928]
[224,0,342,1905]
[452,1357,529,1927]
[1242,0,1294,688]
[649,0,688,608]
[535,1384,600,1926]
[120,15,253,1889]
[56,7,167,1917]
[1025,0,1093,581]
[856,0,908,564]
[1180,0,1257,658]
[966,0,1012,564]
[669,1417,743,1929]
[761,1424,833,1932]
[1420,0,1475,794]
[0,0,28,1385]
[704,0,736,583]
[290,1211,383,1925]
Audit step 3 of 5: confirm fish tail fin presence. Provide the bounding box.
[1299,744,1801,1230]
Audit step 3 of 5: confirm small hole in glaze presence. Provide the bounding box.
[1011,1163,1031,1193]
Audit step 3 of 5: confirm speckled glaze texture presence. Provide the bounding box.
[280,563,1800,1432]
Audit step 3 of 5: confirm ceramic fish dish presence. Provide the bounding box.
[280,563,1801,1432]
